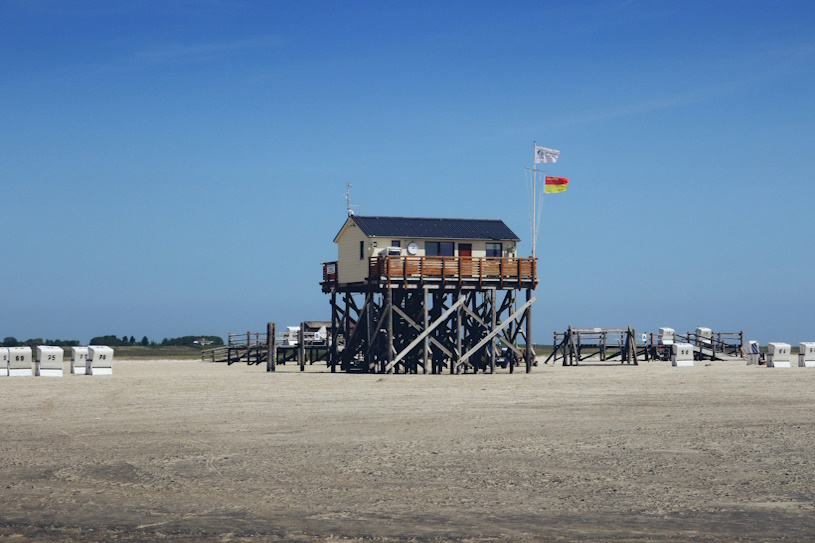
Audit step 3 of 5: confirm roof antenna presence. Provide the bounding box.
[346,183,358,216]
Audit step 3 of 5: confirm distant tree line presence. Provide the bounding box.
[2,335,224,348]
[2,337,80,347]
[89,335,152,347]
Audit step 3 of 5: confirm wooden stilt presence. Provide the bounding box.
[266,322,276,372]
[365,292,374,372]
[423,288,429,374]
[343,291,351,371]
[298,324,305,372]
[454,289,462,374]
[386,288,394,374]
[322,269,536,374]
[490,289,496,373]
[330,289,337,372]
[525,288,532,373]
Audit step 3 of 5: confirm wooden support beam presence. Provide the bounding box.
[385,296,465,372]
[422,288,429,374]
[454,289,462,374]
[525,288,533,373]
[460,302,518,356]
[459,297,535,365]
[266,322,276,372]
[365,292,375,372]
[371,298,388,340]
[392,305,452,358]
[343,291,351,371]
[298,324,305,372]
[330,289,337,372]
[386,288,394,373]
[340,292,370,369]
[490,289,496,373]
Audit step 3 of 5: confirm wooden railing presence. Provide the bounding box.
[371,255,534,278]
[674,331,744,358]
[372,256,536,288]
[228,331,268,346]
[322,256,537,288]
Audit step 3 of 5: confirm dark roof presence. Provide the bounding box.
[347,216,520,241]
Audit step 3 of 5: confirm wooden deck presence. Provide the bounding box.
[202,325,331,371]
[322,256,537,292]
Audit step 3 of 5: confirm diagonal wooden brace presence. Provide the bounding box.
[460,297,535,364]
[386,297,465,372]
[460,304,522,358]
[392,305,453,358]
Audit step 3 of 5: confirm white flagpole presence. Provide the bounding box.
[528,141,545,259]
[532,141,537,258]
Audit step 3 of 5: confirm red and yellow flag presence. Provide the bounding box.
[544,176,569,194]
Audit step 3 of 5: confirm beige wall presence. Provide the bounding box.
[335,220,518,284]
[336,221,371,284]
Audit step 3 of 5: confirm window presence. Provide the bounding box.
[426,241,453,256]
[486,242,502,257]
[391,240,400,247]
[360,240,364,260]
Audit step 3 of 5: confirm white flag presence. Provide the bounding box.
[534,146,559,164]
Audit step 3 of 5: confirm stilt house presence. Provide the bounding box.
[321,215,538,375]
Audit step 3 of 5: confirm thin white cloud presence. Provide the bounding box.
[132,35,283,66]
[550,40,815,129]
[549,88,726,128]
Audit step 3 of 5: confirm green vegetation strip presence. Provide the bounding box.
[59,345,206,360]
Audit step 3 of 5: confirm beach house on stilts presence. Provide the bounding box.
[321,215,537,374]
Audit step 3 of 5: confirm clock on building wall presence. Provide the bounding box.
[407,242,419,255]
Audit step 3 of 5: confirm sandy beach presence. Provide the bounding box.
[1,358,814,542]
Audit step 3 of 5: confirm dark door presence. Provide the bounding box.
[459,243,472,276]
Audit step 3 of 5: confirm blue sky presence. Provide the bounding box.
[2,1,814,345]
